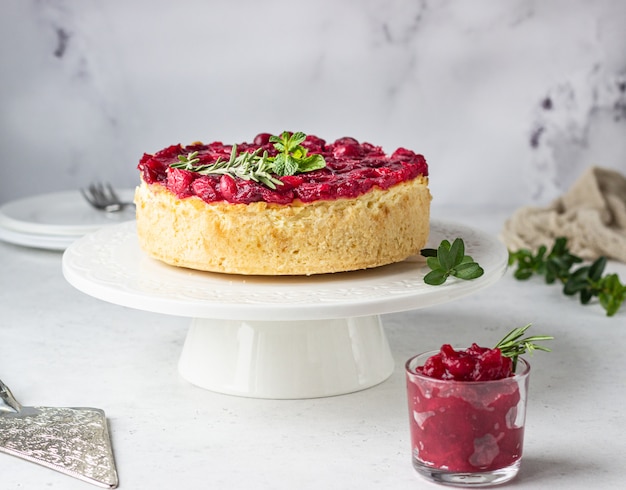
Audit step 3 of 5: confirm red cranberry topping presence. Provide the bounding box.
[191,176,219,202]
[278,175,304,190]
[418,344,513,381]
[166,167,194,198]
[138,133,428,205]
[301,135,326,152]
[219,174,238,203]
[332,143,361,159]
[253,133,272,146]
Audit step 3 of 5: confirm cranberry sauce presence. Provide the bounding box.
[418,344,513,382]
[407,346,527,473]
[138,133,428,205]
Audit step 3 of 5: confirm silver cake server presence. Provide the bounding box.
[0,379,118,488]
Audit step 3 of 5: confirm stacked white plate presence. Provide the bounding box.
[0,189,135,251]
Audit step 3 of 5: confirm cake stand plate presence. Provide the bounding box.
[62,220,508,399]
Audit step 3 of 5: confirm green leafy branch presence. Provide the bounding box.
[170,131,326,189]
[176,152,200,167]
[420,238,484,285]
[509,237,626,317]
[269,131,326,176]
[494,323,553,372]
[173,147,282,189]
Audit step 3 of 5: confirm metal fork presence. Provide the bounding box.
[81,182,134,213]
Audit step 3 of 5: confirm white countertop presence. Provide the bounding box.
[1,207,625,490]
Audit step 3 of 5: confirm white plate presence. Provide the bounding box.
[62,220,509,321]
[0,189,136,236]
[0,225,76,251]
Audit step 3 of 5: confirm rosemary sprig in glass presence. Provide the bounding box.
[494,324,554,372]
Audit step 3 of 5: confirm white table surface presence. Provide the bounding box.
[1,206,625,490]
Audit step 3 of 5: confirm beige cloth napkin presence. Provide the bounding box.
[501,166,626,262]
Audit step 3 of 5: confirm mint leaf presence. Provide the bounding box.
[271,154,286,175]
[297,154,326,172]
[287,131,306,148]
[271,154,301,176]
[283,155,300,176]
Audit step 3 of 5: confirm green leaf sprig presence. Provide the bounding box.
[508,237,626,316]
[170,131,326,189]
[494,323,554,372]
[420,238,484,285]
[174,147,283,189]
[176,151,200,167]
[269,131,326,176]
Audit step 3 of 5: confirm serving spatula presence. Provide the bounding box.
[0,379,118,488]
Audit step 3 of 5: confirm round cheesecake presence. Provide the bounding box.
[135,133,431,275]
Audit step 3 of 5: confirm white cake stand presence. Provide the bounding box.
[62,220,508,399]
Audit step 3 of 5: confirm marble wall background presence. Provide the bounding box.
[1,0,625,210]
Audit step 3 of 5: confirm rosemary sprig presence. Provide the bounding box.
[176,151,200,167]
[169,131,326,189]
[494,323,553,372]
[420,238,484,285]
[173,147,282,189]
[508,237,626,316]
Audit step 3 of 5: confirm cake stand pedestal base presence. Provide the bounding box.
[62,220,509,399]
[178,315,395,399]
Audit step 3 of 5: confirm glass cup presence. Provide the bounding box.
[405,350,530,487]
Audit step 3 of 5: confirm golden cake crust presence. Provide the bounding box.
[135,176,431,275]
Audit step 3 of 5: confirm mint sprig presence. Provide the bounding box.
[421,238,484,285]
[509,237,626,316]
[170,131,326,189]
[269,131,326,176]
[494,323,553,372]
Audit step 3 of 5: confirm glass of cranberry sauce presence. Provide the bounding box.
[405,351,531,487]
